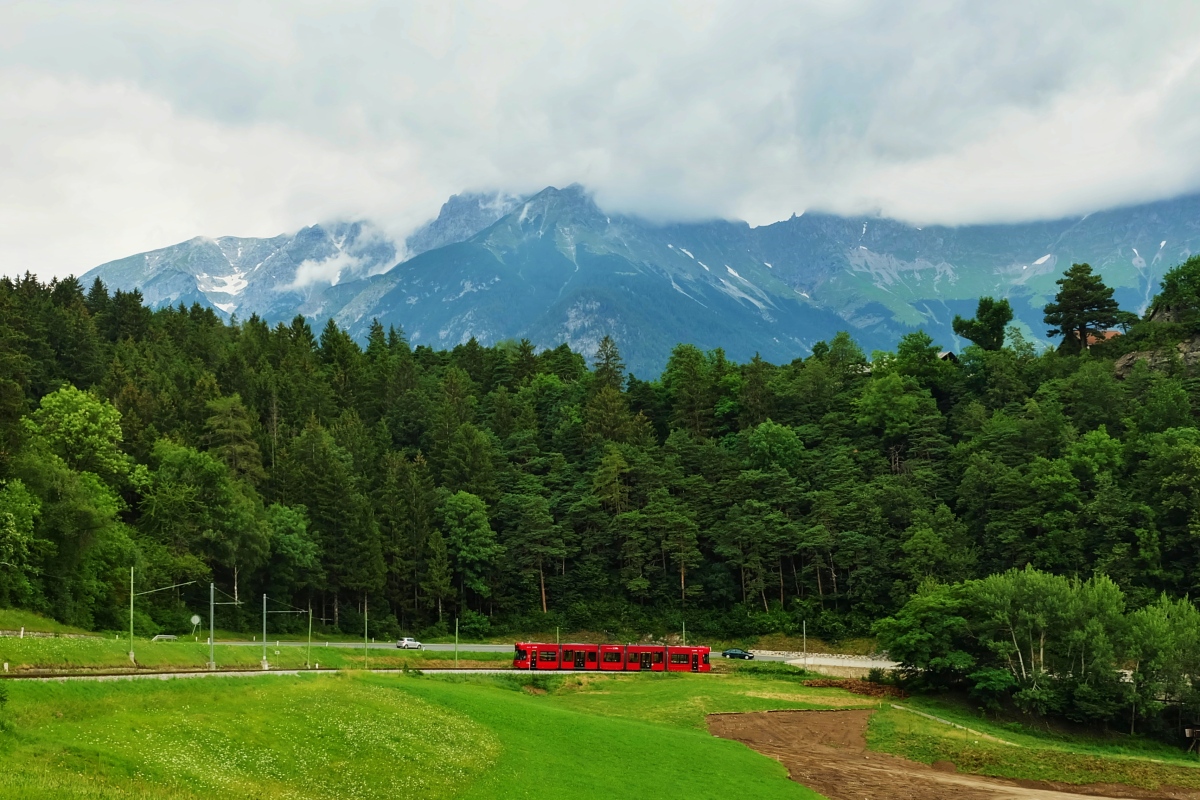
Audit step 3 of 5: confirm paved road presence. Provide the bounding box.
[219,641,792,661]
[783,654,898,670]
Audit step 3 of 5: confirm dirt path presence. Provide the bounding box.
[707,709,1200,800]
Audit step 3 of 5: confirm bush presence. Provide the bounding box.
[459,610,491,639]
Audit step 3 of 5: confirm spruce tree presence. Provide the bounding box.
[592,335,626,392]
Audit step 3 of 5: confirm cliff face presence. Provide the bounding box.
[1114,335,1200,378]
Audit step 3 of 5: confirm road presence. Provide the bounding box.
[217,640,903,671]
[216,640,809,663]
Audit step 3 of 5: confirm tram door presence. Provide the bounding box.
[640,651,652,670]
[574,650,586,669]
[691,653,699,672]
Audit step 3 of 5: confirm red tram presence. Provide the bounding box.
[514,643,711,673]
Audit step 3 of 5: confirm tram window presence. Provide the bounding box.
[587,652,597,663]
[602,652,622,663]
[652,652,663,664]
[562,649,574,660]
[539,651,558,662]
[627,651,638,663]
[669,653,689,664]
[702,654,710,664]
[515,648,528,660]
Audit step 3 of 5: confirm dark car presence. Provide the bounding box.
[722,648,754,660]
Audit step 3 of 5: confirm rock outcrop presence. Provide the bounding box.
[1114,334,1200,378]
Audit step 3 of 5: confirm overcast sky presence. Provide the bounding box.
[5,1,1200,278]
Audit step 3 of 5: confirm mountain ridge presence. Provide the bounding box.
[81,186,1200,374]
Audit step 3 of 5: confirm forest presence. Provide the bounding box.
[2,256,1200,678]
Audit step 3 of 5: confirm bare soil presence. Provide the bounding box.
[707,709,1200,800]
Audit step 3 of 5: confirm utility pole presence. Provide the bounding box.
[307,604,313,669]
[364,596,369,671]
[454,618,459,669]
[803,620,807,673]
[209,583,214,671]
[129,569,194,666]
[262,594,267,669]
[129,567,135,663]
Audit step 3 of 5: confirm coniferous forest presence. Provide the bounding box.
[6,259,1200,729]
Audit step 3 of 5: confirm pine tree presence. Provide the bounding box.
[1044,263,1120,352]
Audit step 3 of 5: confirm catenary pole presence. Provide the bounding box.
[364,596,369,670]
[262,594,267,668]
[209,582,215,670]
[307,604,312,669]
[129,566,134,662]
[803,620,807,673]
[455,617,459,669]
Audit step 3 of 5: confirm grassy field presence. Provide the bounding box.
[867,697,1200,790]
[547,666,881,729]
[0,608,94,636]
[0,670,828,799]
[0,635,512,673]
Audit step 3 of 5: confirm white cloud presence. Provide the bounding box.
[3,1,1200,278]
[290,251,364,289]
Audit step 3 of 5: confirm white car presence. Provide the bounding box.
[396,637,423,650]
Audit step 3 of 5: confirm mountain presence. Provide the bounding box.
[82,186,1200,375]
[81,221,398,323]
[404,191,525,257]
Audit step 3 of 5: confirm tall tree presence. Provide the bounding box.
[953,297,1013,351]
[592,335,626,392]
[1044,263,1120,353]
[205,394,266,485]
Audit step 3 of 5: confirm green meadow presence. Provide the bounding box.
[4,658,1200,798]
[867,698,1200,791]
[0,671,828,799]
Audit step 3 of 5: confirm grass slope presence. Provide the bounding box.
[546,669,880,729]
[867,697,1200,790]
[0,672,825,799]
[0,608,93,635]
[0,675,497,799]
[401,676,821,799]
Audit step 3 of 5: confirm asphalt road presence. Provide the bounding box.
[215,640,806,663]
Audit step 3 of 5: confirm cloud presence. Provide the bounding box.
[4,1,1200,278]
[289,251,367,290]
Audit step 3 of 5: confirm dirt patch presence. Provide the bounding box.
[707,710,1200,800]
[802,678,908,699]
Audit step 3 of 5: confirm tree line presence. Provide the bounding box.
[1,258,1199,647]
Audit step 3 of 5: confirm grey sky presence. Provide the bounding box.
[4,1,1200,278]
